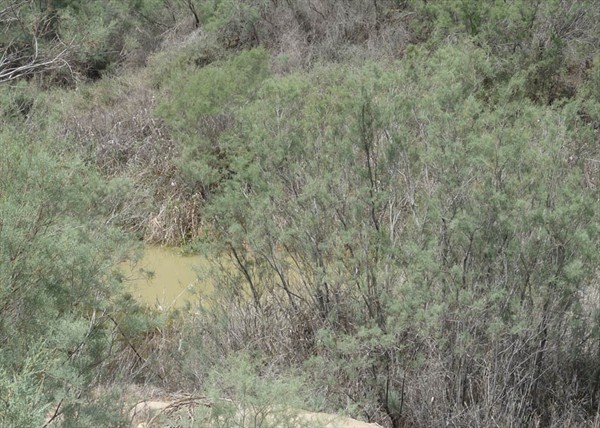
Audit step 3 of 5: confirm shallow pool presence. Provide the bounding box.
[122,246,212,308]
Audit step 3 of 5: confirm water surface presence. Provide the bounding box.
[122,246,212,308]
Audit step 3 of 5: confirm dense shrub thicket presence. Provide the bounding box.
[0,129,141,426]
[1,0,599,426]
[158,44,600,426]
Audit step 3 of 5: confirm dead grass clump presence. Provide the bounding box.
[212,0,414,71]
[57,71,206,244]
[144,192,203,245]
[61,75,174,178]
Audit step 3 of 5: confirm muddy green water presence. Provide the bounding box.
[122,247,212,308]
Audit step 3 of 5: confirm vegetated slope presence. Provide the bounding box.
[1,1,599,427]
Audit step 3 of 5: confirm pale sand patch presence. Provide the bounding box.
[294,411,382,428]
[129,398,382,428]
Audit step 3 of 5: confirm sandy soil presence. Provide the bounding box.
[130,397,382,428]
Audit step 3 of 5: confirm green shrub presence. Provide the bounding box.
[195,354,313,428]
[0,128,133,426]
[173,42,600,425]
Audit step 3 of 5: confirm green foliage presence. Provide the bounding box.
[0,0,181,83]
[195,354,312,428]
[0,128,132,425]
[166,40,600,425]
[2,0,599,426]
[0,345,51,426]
[410,0,600,103]
[158,47,269,197]
[203,0,264,48]
[0,81,36,122]
[159,46,268,124]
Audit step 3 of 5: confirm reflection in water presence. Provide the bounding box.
[122,247,212,308]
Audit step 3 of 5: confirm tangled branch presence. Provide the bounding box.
[0,0,72,83]
[0,37,71,83]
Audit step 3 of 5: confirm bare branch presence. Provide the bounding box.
[0,0,73,83]
[0,41,70,82]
